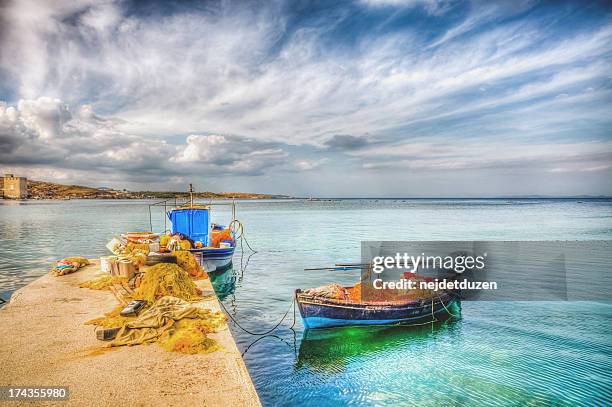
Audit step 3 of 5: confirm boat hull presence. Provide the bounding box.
[191,246,235,273]
[296,290,458,329]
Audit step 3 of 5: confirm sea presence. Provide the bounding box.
[1,198,611,406]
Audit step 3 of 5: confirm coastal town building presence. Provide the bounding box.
[3,174,28,199]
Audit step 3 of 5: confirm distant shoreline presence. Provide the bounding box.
[0,178,291,200]
[1,177,610,201]
[2,196,610,202]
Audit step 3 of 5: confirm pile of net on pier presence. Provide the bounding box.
[172,251,205,278]
[133,263,202,302]
[86,305,135,328]
[84,262,225,354]
[107,296,225,354]
[79,252,203,295]
[79,275,127,290]
[50,257,90,276]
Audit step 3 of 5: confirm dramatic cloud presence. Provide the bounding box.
[0,0,611,196]
[0,98,293,185]
[173,134,288,176]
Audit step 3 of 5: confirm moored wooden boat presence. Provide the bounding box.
[295,288,459,329]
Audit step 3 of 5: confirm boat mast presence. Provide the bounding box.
[189,183,194,207]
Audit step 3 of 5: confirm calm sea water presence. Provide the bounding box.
[1,199,611,406]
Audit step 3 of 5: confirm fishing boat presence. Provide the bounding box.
[167,206,236,272]
[295,286,459,329]
[149,185,238,273]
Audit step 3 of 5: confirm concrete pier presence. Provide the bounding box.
[0,262,261,406]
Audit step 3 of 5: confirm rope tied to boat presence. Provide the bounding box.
[230,219,257,254]
[219,298,296,336]
[436,292,461,318]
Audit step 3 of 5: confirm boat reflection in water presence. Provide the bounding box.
[208,263,237,301]
[296,316,461,373]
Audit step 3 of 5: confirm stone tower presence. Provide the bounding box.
[3,174,28,199]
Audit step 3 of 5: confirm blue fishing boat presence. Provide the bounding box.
[149,185,238,273]
[168,206,236,272]
[295,287,459,329]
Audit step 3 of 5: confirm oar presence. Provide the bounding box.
[335,263,371,268]
[304,266,364,271]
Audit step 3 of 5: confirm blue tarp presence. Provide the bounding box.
[168,208,211,245]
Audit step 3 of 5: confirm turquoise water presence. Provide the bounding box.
[1,199,611,405]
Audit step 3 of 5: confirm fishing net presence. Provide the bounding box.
[102,296,224,354]
[179,240,192,250]
[85,306,136,328]
[304,283,347,300]
[133,263,201,303]
[64,257,90,267]
[158,313,225,354]
[124,243,150,255]
[362,274,435,302]
[123,250,147,267]
[159,235,171,246]
[211,228,233,247]
[172,251,204,277]
[79,275,127,290]
[347,282,361,302]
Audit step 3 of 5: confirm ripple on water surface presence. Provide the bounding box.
[1,199,612,406]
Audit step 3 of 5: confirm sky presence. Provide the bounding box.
[0,0,611,197]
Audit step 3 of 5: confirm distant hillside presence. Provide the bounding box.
[0,178,289,200]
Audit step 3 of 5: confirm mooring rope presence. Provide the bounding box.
[231,218,257,278]
[219,298,296,336]
[437,293,461,318]
[231,219,257,254]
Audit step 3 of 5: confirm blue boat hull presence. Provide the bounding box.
[190,246,235,272]
[296,289,459,329]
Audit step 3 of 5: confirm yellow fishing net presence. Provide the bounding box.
[103,296,225,354]
[64,257,90,267]
[179,240,192,250]
[172,251,204,277]
[85,305,136,328]
[160,235,170,246]
[158,313,225,354]
[133,263,201,303]
[79,275,127,290]
[123,250,147,267]
[124,243,150,255]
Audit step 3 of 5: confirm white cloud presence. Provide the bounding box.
[0,98,290,180]
[172,134,288,175]
[359,140,612,173]
[16,97,72,139]
[174,135,230,163]
[1,0,609,147]
[359,0,454,15]
[0,1,610,195]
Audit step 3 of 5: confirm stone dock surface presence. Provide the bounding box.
[0,261,261,406]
